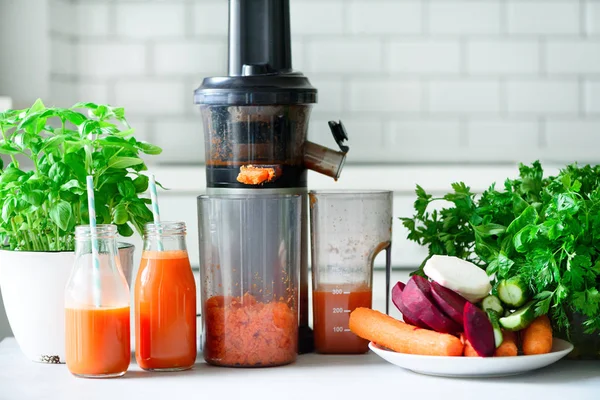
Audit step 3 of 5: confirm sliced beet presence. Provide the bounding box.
[391,282,429,328]
[402,276,462,334]
[463,302,495,357]
[430,281,467,328]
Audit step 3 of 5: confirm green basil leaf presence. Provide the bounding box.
[71,102,98,110]
[0,143,22,155]
[117,180,136,198]
[128,201,153,220]
[112,128,135,137]
[59,109,86,126]
[113,203,128,225]
[49,200,72,231]
[0,168,24,184]
[60,179,82,192]
[97,137,137,152]
[41,135,65,153]
[78,120,100,139]
[64,153,87,181]
[107,156,143,169]
[135,141,163,155]
[48,162,68,184]
[133,174,149,193]
[23,190,44,207]
[117,223,134,237]
[1,197,16,220]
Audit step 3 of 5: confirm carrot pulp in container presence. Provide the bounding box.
[135,250,197,371]
[65,306,130,376]
[204,294,298,367]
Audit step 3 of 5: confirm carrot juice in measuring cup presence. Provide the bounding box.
[65,225,131,378]
[309,191,393,354]
[134,222,197,371]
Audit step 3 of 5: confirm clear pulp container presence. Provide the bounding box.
[309,190,393,354]
[198,194,302,367]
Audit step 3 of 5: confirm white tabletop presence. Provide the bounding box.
[1,338,599,400]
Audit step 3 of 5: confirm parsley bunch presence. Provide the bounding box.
[401,161,600,335]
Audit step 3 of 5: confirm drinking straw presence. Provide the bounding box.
[85,175,101,307]
[149,174,164,251]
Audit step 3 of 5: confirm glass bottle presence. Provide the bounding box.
[135,221,197,371]
[64,224,131,378]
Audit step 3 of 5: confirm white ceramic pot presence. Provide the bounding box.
[0,244,134,364]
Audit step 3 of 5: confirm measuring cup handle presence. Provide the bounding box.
[385,245,392,315]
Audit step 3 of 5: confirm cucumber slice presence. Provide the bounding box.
[497,276,530,307]
[481,295,504,315]
[499,301,536,331]
[486,310,503,348]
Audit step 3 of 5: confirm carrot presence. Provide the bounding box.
[349,307,464,356]
[522,315,553,355]
[236,165,275,185]
[460,334,478,357]
[494,330,518,357]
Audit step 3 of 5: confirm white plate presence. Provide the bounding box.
[369,338,574,378]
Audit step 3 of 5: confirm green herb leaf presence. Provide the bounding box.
[49,200,72,231]
[135,141,163,155]
[113,203,128,225]
[22,190,44,207]
[117,180,136,198]
[133,174,149,193]
[107,156,143,169]
[117,223,134,237]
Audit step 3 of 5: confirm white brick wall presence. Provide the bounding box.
[115,3,186,39]
[507,1,580,35]
[37,0,600,165]
[429,2,501,34]
[467,40,539,74]
[389,41,460,74]
[506,80,579,114]
[348,1,422,34]
[429,80,501,113]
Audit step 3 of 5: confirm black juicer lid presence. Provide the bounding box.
[194,70,317,106]
[194,0,317,106]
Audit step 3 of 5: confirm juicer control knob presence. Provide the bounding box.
[328,120,349,154]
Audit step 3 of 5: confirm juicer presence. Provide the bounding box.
[194,0,349,353]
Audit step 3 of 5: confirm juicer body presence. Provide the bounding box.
[194,0,348,355]
[200,102,314,353]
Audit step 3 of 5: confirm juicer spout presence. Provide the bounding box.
[304,121,349,180]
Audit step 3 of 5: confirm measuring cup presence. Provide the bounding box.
[309,190,393,354]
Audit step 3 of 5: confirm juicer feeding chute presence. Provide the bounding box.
[194,0,349,354]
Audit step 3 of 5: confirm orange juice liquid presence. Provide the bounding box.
[135,250,197,371]
[65,306,131,377]
[313,284,372,354]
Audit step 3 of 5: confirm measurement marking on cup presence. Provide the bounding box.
[344,310,350,313]
[343,291,350,294]
[344,329,351,332]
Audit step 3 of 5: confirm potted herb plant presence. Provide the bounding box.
[0,99,161,363]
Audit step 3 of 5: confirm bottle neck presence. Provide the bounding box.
[74,224,119,257]
[143,221,188,252]
[143,234,187,252]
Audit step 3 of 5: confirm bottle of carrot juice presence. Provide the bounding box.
[65,224,131,378]
[135,221,197,371]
